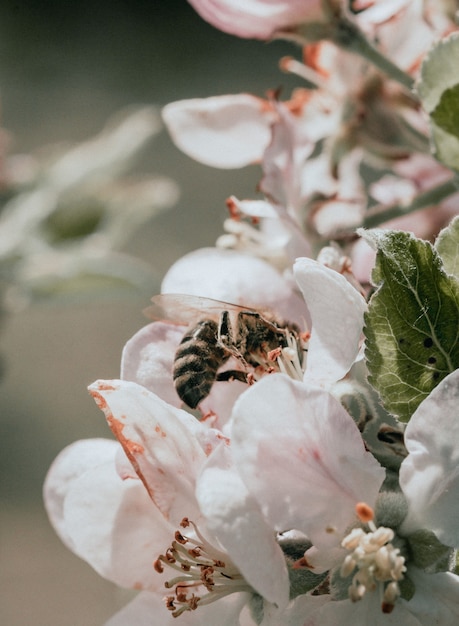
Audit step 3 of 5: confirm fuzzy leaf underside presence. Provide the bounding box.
[435,215,459,279]
[364,231,459,422]
[417,33,459,170]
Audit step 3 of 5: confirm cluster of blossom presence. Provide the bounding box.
[44,1,459,625]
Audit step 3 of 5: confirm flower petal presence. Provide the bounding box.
[63,459,169,590]
[187,0,322,40]
[88,379,222,524]
[162,95,273,168]
[400,369,459,546]
[294,258,367,384]
[231,375,385,548]
[161,247,306,326]
[315,593,421,626]
[121,321,185,407]
[43,438,119,550]
[197,444,290,608]
[105,590,251,625]
[402,568,459,625]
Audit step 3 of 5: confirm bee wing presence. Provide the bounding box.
[143,293,250,325]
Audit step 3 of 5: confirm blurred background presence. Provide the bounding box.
[0,1,298,624]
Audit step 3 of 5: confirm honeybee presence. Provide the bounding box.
[144,294,303,409]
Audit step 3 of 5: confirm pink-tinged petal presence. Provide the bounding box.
[400,369,459,547]
[260,101,314,215]
[121,321,185,407]
[314,593,421,626]
[199,370,247,431]
[161,247,307,326]
[197,444,290,608]
[231,376,385,548]
[105,589,251,625]
[88,380,222,524]
[63,460,169,590]
[43,438,119,550]
[187,0,322,40]
[355,0,412,26]
[162,95,273,168]
[402,568,459,625]
[121,318,245,425]
[294,258,367,385]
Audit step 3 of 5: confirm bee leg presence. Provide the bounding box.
[217,310,234,348]
[216,369,248,383]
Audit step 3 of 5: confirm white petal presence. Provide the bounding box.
[105,590,250,625]
[315,594,421,626]
[43,438,119,550]
[231,375,385,548]
[197,444,290,608]
[121,321,184,407]
[400,369,459,546]
[294,257,367,384]
[187,0,322,40]
[88,380,219,524]
[63,460,170,590]
[161,247,307,326]
[403,568,459,625]
[162,95,273,168]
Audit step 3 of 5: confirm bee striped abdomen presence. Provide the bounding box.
[173,320,229,408]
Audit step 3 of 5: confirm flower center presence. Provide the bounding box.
[340,504,406,613]
[154,518,248,617]
[272,329,309,381]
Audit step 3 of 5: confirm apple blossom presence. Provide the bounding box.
[223,371,459,623]
[43,379,279,624]
[121,246,309,426]
[187,0,323,40]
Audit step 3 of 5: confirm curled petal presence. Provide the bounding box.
[400,369,459,546]
[88,379,222,524]
[231,376,385,549]
[63,460,169,590]
[188,0,322,40]
[294,258,367,385]
[162,94,273,168]
[43,438,119,550]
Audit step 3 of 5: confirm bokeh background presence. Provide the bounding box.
[0,2,298,624]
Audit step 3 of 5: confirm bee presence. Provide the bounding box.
[144,294,303,409]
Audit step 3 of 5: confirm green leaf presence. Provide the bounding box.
[431,84,459,139]
[435,215,459,278]
[363,230,459,422]
[417,32,459,170]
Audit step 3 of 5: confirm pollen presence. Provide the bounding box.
[356,502,374,523]
[341,519,406,613]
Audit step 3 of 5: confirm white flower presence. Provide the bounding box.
[44,379,263,624]
[221,371,459,624]
[121,247,308,426]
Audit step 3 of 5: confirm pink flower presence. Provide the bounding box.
[187,0,323,40]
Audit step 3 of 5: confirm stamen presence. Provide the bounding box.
[341,513,406,613]
[275,330,307,381]
[155,518,250,618]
